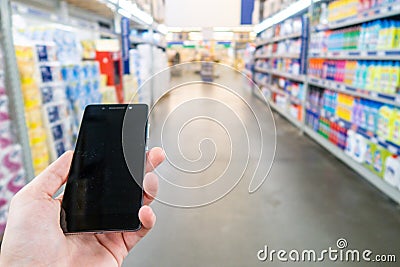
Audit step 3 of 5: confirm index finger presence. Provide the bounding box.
[145,147,165,172]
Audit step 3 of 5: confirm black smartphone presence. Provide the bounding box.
[60,104,148,234]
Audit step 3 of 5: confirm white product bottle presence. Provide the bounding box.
[384,156,400,188]
[353,134,367,163]
[345,130,355,157]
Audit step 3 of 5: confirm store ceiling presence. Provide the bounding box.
[165,0,242,27]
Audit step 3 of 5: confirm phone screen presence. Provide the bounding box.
[61,104,148,233]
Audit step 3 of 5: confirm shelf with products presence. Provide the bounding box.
[308,58,400,104]
[310,19,400,58]
[254,67,306,83]
[269,100,303,129]
[263,84,302,105]
[256,15,304,44]
[305,84,400,193]
[255,32,302,47]
[308,76,400,107]
[313,0,400,32]
[309,50,400,60]
[304,125,400,204]
[254,78,304,125]
[252,0,400,203]
[0,44,27,235]
[254,40,303,60]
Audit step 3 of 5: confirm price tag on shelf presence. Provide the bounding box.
[396,95,400,104]
[377,51,385,57]
[370,92,378,98]
[393,4,400,11]
[360,51,367,57]
[381,6,390,13]
[370,137,378,144]
[378,136,386,144]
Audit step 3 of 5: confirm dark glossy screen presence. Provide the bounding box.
[61,104,148,233]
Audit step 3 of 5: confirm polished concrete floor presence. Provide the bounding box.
[123,67,400,267]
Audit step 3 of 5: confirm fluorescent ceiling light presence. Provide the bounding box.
[118,8,131,18]
[255,0,312,33]
[157,24,168,35]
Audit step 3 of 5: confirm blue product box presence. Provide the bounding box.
[51,124,64,141]
[36,45,49,62]
[46,105,61,124]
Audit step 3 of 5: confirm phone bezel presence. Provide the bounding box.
[61,104,149,234]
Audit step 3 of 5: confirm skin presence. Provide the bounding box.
[0,147,165,267]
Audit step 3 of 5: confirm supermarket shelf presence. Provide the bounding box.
[322,115,400,157]
[304,126,400,205]
[131,40,167,50]
[254,79,303,106]
[254,53,301,60]
[313,2,400,31]
[309,49,400,60]
[254,67,271,74]
[269,101,303,129]
[255,32,302,47]
[307,107,400,156]
[272,53,301,59]
[308,77,400,107]
[254,55,271,60]
[0,0,35,180]
[254,67,306,82]
[270,69,306,82]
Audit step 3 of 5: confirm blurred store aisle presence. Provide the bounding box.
[123,70,400,267]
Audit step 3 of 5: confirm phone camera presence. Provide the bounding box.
[129,106,132,110]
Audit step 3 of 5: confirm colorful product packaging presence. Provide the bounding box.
[372,145,392,178]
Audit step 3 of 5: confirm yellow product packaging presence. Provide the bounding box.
[17,61,37,85]
[31,143,50,175]
[14,45,34,61]
[377,106,394,141]
[28,127,47,146]
[25,107,43,129]
[22,86,42,109]
[389,109,400,146]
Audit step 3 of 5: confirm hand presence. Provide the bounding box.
[0,147,165,267]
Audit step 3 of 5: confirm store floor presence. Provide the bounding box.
[123,69,400,267]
